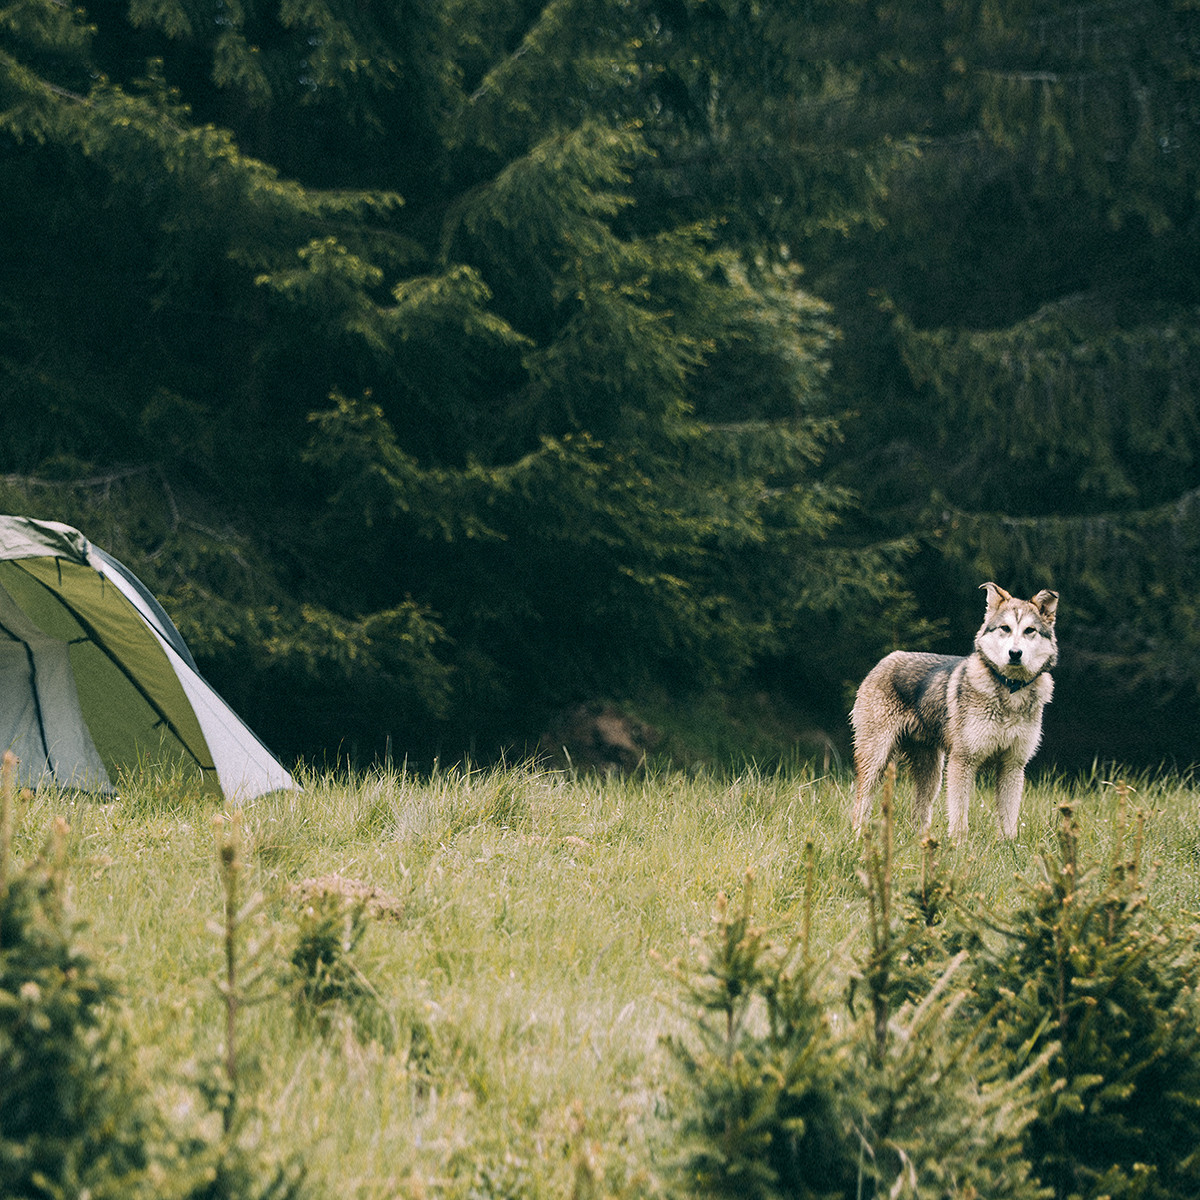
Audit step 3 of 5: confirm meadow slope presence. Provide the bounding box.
[9,762,1200,1198]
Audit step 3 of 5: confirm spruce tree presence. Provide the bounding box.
[969,803,1200,1199]
[2,0,906,758]
[806,0,1200,757]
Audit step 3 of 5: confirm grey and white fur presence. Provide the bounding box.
[850,583,1059,839]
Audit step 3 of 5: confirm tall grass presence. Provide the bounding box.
[7,760,1200,1197]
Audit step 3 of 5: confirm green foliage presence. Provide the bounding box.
[932,486,1200,724]
[892,297,1200,710]
[0,770,306,1200]
[7,761,1200,1199]
[665,778,1200,1200]
[3,0,913,760]
[3,0,1198,765]
[971,800,1200,1200]
[849,825,1049,1200]
[288,889,393,1048]
[664,857,1050,1200]
[0,821,154,1198]
[896,298,1200,505]
[663,877,853,1200]
[849,949,1050,1200]
[809,0,1200,750]
[891,836,980,1004]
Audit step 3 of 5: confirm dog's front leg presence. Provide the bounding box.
[944,755,975,838]
[994,757,1026,839]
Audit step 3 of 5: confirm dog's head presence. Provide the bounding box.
[975,583,1059,682]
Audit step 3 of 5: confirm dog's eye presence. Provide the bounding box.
[999,624,1011,633]
[1023,627,1036,637]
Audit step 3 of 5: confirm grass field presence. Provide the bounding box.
[7,760,1200,1198]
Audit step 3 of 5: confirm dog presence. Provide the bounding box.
[850,583,1058,839]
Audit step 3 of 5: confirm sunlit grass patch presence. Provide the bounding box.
[6,758,1200,1198]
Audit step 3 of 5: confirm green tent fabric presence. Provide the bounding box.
[0,515,295,800]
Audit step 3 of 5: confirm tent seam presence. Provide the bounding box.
[0,619,54,776]
[9,559,217,773]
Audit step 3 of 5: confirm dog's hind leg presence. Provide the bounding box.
[906,746,945,834]
[851,734,894,835]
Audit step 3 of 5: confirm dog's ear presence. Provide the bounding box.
[980,582,1012,611]
[1032,589,1059,622]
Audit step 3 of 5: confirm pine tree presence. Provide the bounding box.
[806,0,1200,759]
[968,803,1200,1199]
[3,0,909,758]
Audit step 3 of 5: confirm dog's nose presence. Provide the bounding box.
[1009,648,1023,662]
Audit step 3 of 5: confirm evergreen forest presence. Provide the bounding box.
[2,0,1198,768]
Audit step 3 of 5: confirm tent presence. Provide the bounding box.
[0,514,295,800]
